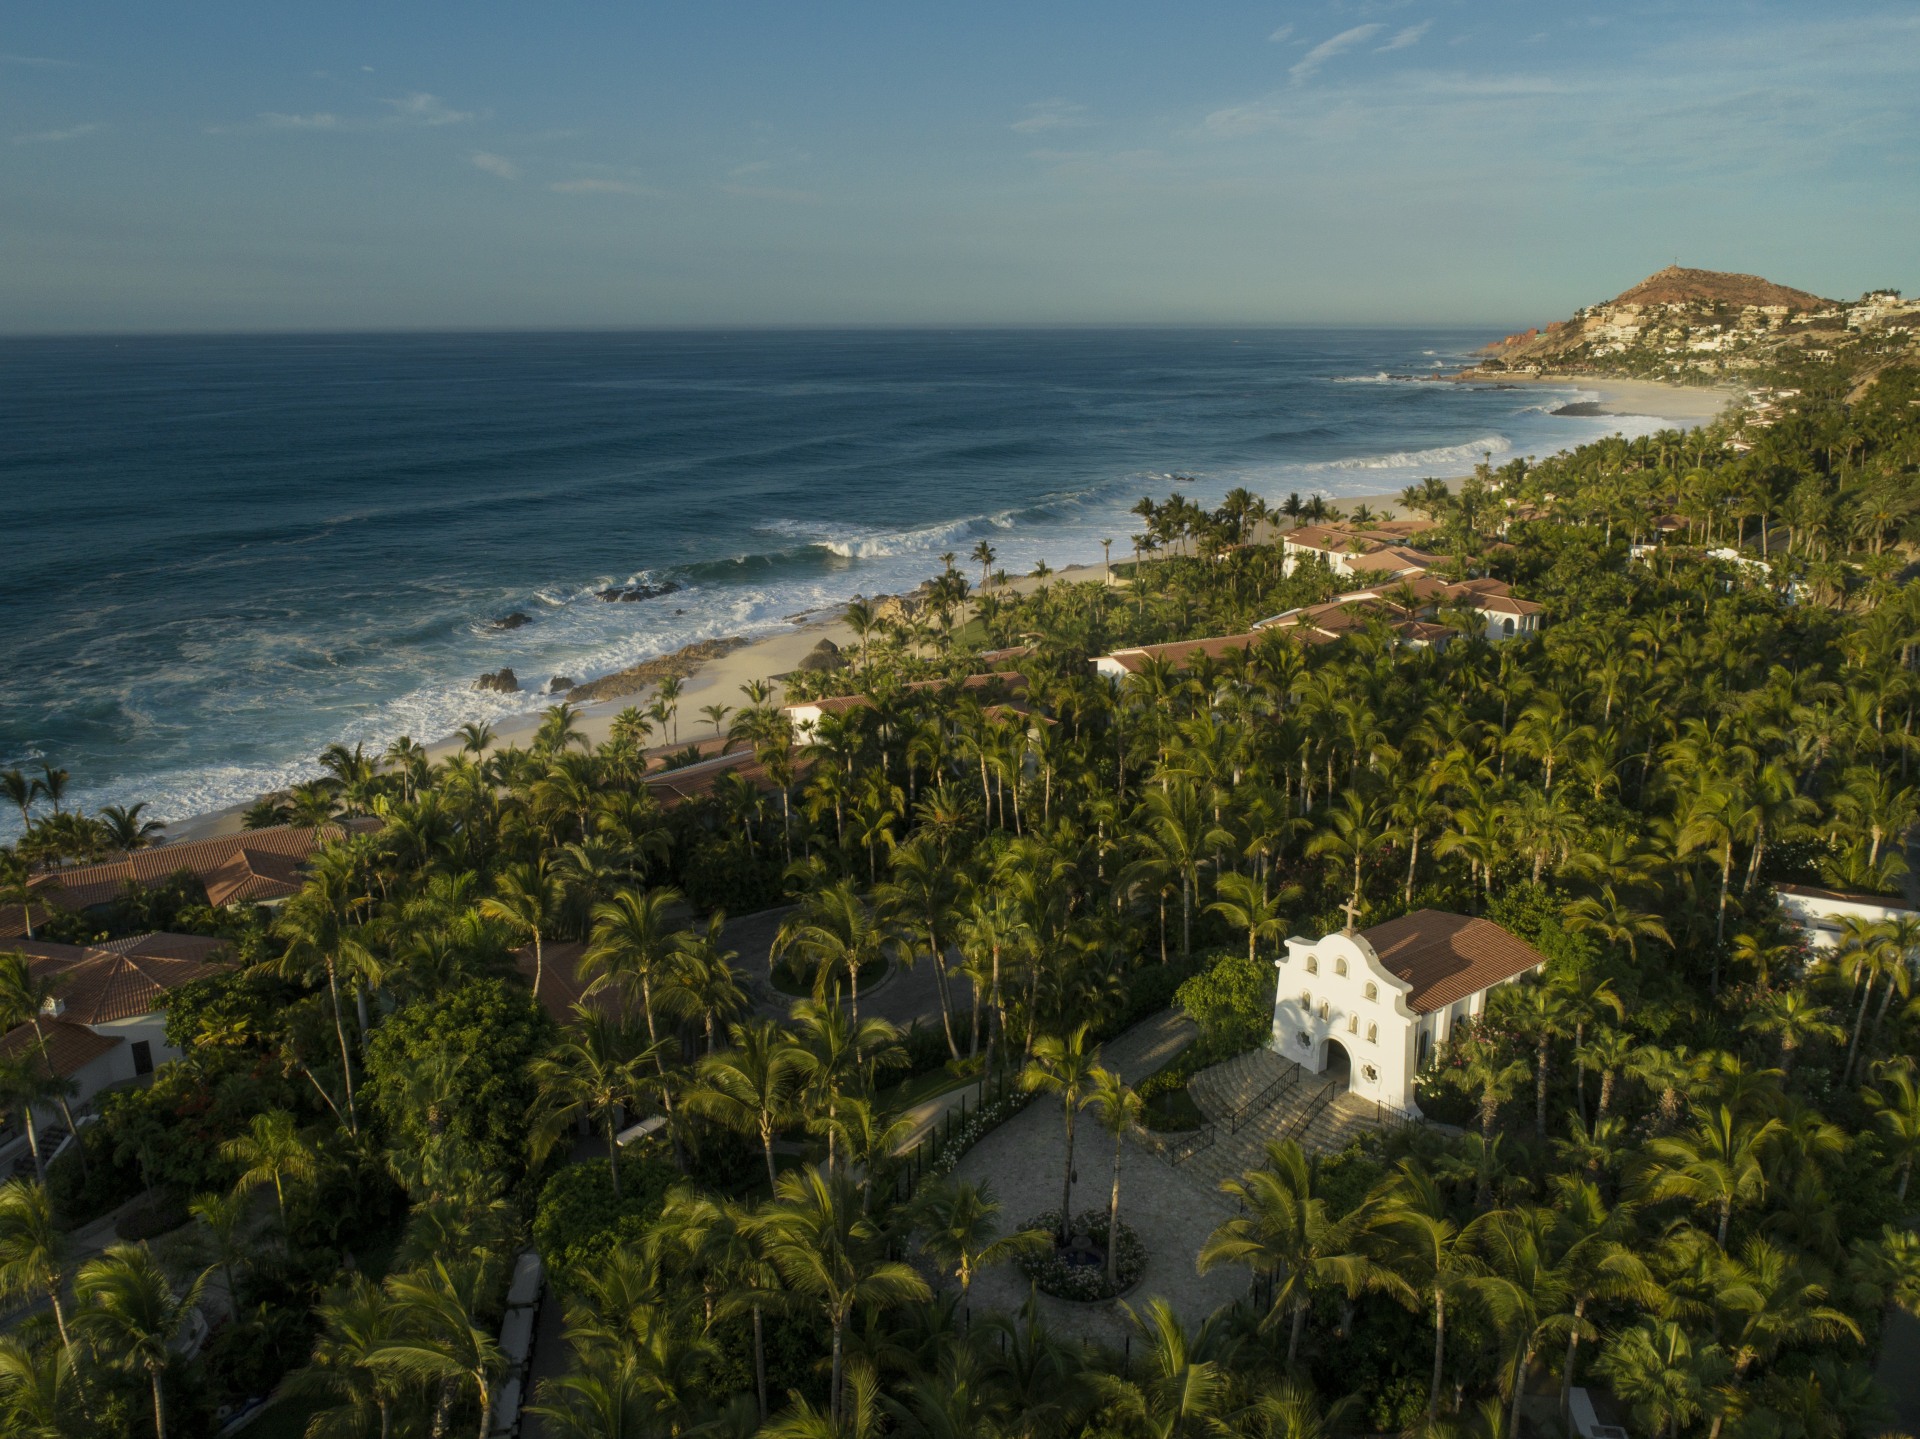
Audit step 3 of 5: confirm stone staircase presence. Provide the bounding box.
[1152,1045,1414,1194]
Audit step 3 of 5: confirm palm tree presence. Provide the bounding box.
[583,886,686,1059]
[790,1002,902,1176]
[1741,988,1842,1075]
[455,721,494,756]
[1305,789,1385,931]
[0,1332,80,1438]
[269,883,370,1132]
[1084,1067,1144,1289]
[0,1180,85,1382]
[1021,1027,1101,1246]
[1090,1299,1232,1439]
[1636,1102,1784,1246]
[530,1008,655,1198]
[298,1272,405,1439]
[754,1165,930,1427]
[1207,872,1299,967]
[97,802,163,854]
[686,1018,808,1189]
[971,541,997,595]
[1134,779,1229,959]
[1866,1066,1920,1202]
[1705,1236,1862,1439]
[0,1055,71,1187]
[189,1189,255,1317]
[0,769,43,833]
[1198,1139,1374,1367]
[773,880,898,1027]
[1367,1162,1486,1421]
[1441,1032,1530,1205]
[480,859,564,995]
[75,1243,208,1439]
[1593,1317,1730,1439]
[906,1176,1047,1302]
[220,1109,320,1228]
[368,1258,504,1439]
[0,953,86,1170]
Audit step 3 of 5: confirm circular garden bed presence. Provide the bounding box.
[1015,1208,1146,1301]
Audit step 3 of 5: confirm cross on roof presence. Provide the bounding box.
[1339,897,1364,934]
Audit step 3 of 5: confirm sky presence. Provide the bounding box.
[3,2,1917,332]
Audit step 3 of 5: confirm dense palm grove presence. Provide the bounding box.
[4,362,1920,1438]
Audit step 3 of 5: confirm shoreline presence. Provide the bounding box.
[158,373,1733,844]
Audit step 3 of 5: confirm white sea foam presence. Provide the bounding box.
[1308,434,1513,472]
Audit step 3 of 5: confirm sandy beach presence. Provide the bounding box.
[164,375,1732,844]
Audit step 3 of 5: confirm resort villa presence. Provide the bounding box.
[1775,882,1920,953]
[1270,910,1549,1115]
[0,932,227,1168]
[780,670,1028,739]
[0,819,377,939]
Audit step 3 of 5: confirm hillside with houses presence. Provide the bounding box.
[1468,264,1920,384]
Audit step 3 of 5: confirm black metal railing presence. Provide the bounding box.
[1228,1064,1300,1134]
[1168,1123,1217,1165]
[1278,1079,1339,1145]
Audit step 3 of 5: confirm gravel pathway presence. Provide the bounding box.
[946,1010,1251,1350]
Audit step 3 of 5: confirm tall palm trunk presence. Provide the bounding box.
[324,956,359,1134]
[1106,1125,1124,1286]
[1429,1288,1447,1419]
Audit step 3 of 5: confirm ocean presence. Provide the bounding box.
[0,328,1665,832]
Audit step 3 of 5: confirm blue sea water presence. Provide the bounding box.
[0,329,1664,829]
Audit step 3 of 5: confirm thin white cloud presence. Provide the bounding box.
[384,92,473,126]
[262,112,341,130]
[1377,21,1432,52]
[12,122,105,145]
[1011,98,1091,134]
[0,53,75,68]
[729,160,773,178]
[549,178,649,195]
[719,183,819,204]
[469,151,519,180]
[1290,23,1385,81]
[1268,24,1294,43]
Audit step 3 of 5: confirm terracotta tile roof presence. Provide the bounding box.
[513,940,617,1025]
[1360,909,1546,1014]
[97,933,230,962]
[9,936,224,1024]
[26,820,375,914]
[1098,633,1259,674]
[0,1019,122,1079]
[1444,577,1513,598]
[1343,546,1443,575]
[1465,594,1545,616]
[202,847,308,907]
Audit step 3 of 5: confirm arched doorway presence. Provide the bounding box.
[1323,1038,1353,1092]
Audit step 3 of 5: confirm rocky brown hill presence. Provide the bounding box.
[1466,265,1917,382]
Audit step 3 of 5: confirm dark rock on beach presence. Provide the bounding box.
[492,612,532,630]
[564,637,749,704]
[598,580,682,603]
[547,676,576,694]
[797,638,848,674]
[475,668,520,694]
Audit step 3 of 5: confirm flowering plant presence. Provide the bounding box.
[1014,1207,1146,1301]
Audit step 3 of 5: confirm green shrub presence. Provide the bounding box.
[533,1156,676,1287]
[1175,949,1273,1052]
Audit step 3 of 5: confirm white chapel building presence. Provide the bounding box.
[1271,910,1548,1115]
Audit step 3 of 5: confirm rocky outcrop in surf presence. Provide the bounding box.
[474,668,520,694]
[564,637,748,704]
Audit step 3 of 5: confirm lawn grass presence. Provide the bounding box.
[1142,1084,1206,1132]
[877,1059,984,1113]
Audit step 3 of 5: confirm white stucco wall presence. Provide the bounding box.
[1271,929,1506,1115]
[1777,889,1918,953]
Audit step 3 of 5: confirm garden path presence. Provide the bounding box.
[947,1010,1251,1351]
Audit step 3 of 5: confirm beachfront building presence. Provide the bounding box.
[1091,633,1268,683]
[0,820,377,939]
[1775,883,1920,954]
[1271,910,1548,1114]
[0,933,227,1168]
[780,670,1027,739]
[1254,573,1542,648]
[1279,520,1441,579]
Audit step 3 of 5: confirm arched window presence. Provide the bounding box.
[1347,1015,1359,1035]
[1366,1023,1378,1044]
[1364,982,1378,1002]
[1305,955,1319,975]
[1317,1001,1329,1020]
[1502,617,1515,637]
[1334,957,1348,977]
[1300,991,1312,1009]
